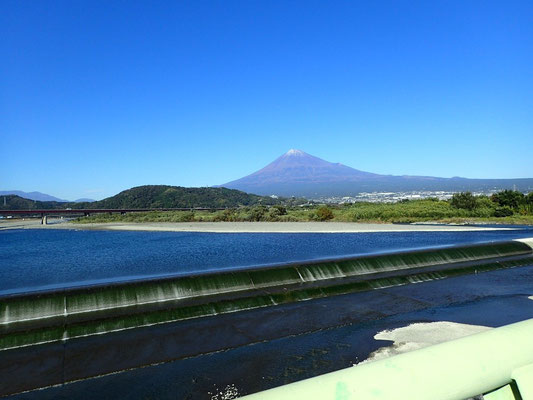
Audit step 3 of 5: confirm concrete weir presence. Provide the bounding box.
[1,239,533,396]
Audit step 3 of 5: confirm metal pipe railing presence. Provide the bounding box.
[241,318,533,400]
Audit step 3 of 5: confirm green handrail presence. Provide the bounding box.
[241,318,533,400]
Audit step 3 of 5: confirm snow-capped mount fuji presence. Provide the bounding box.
[219,149,386,196]
[228,149,381,185]
[219,150,533,198]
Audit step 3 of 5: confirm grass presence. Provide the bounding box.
[72,199,533,225]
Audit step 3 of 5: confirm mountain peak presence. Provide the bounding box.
[285,149,305,156]
[221,149,381,195]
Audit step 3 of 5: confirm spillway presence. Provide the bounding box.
[1,238,533,396]
[2,239,533,351]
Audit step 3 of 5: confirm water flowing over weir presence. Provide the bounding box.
[1,238,533,396]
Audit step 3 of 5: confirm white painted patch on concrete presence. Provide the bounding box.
[359,321,492,365]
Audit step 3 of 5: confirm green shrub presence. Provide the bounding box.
[494,206,514,217]
[213,209,238,222]
[267,205,287,221]
[450,192,477,210]
[491,190,525,210]
[249,206,267,221]
[168,211,195,222]
[313,206,334,221]
[272,205,287,215]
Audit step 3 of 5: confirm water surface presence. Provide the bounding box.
[1,227,532,295]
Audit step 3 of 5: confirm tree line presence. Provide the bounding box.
[450,190,533,217]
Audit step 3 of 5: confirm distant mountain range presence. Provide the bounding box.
[0,185,285,211]
[73,198,96,203]
[0,191,94,203]
[220,149,533,197]
[0,190,69,202]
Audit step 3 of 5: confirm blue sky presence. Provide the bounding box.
[2,1,532,200]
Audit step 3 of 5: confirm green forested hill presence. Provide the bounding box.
[0,195,64,210]
[0,186,283,210]
[81,185,282,208]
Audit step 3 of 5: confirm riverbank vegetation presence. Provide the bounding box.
[74,190,533,225]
